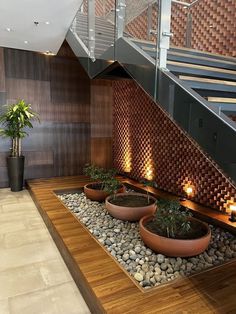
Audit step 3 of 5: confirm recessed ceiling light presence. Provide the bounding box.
[24,40,28,44]
[45,21,50,25]
[44,50,55,56]
[5,27,12,32]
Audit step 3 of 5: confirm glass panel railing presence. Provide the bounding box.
[69,0,90,72]
[71,1,89,51]
[168,0,236,125]
[120,0,159,96]
[93,0,116,60]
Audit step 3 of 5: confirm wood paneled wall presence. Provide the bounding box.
[0,44,113,188]
[90,79,113,168]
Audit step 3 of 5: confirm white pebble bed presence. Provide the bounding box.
[58,192,236,289]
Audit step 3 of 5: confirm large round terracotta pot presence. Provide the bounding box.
[84,183,125,202]
[139,215,211,257]
[105,192,157,221]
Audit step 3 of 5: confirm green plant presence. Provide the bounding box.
[141,180,156,204]
[84,165,121,195]
[0,100,39,157]
[153,199,192,238]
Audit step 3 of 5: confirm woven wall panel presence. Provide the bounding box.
[113,80,236,212]
[125,0,236,57]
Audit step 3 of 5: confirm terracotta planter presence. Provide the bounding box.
[84,183,125,202]
[105,192,157,221]
[139,216,211,257]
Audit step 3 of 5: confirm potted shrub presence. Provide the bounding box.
[139,199,211,257]
[83,165,125,202]
[105,179,157,221]
[0,100,39,191]
[105,191,157,221]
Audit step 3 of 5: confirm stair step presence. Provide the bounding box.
[140,45,236,71]
[169,61,236,81]
[207,97,236,104]
[179,75,236,93]
[131,38,236,64]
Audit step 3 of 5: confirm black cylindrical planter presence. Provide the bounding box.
[7,156,25,192]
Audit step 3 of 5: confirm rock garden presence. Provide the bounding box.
[58,189,236,289]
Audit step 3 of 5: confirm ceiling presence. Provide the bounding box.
[0,0,82,54]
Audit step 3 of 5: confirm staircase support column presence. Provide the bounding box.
[157,0,173,69]
[116,0,126,39]
[88,0,95,61]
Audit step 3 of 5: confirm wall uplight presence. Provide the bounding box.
[229,203,236,222]
[183,183,194,198]
[124,150,132,173]
[186,186,193,196]
[145,162,154,181]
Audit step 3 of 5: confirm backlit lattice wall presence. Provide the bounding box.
[113,80,236,212]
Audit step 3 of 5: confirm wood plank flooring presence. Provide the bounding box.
[27,176,236,314]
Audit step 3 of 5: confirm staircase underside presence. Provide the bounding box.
[66,15,236,185]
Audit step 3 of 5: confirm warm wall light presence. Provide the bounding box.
[229,203,236,222]
[124,150,132,173]
[186,186,193,195]
[183,183,194,198]
[145,162,154,181]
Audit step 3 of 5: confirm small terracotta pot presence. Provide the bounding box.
[84,183,125,202]
[139,216,211,257]
[105,192,157,221]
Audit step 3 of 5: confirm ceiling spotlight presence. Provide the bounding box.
[5,27,12,32]
[45,21,50,25]
[44,50,55,56]
[24,40,28,44]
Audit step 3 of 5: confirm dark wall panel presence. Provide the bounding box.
[90,79,113,167]
[0,46,93,187]
[4,48,50,81]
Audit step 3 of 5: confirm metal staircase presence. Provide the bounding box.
[66,1,236,184]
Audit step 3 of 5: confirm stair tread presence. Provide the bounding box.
[168,61,236,77]
[131,38,236,63]
[207,97,236,103]
[141,45,236,68]
[179,76,236,86]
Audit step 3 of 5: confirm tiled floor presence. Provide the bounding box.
[0,188,91,314]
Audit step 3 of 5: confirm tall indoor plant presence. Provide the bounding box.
[0,100,39,191]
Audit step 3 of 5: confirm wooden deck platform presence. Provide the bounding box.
[27,176,236,314]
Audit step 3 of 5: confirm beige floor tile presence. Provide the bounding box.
[9,282,91,314]
[3,228,51,249]
[0,259,72,300]
[0,187,91,314]
[0,263,46,300]
[0,298,10,314]
[0,241,60,272]
[38,259,73,287]
[1,202,38,214]
[0,221,26,236]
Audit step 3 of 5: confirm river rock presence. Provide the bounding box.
[134,273,143,282]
